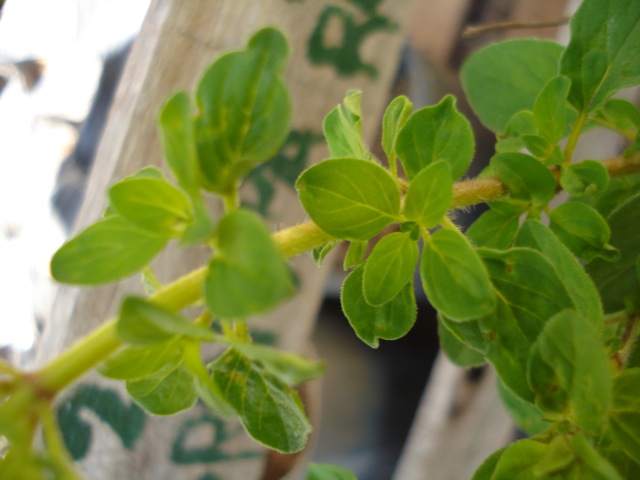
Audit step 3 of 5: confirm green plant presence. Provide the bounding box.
[2,0,640,478]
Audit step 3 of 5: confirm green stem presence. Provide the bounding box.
[223,185,240,212]
[563,112,587,164]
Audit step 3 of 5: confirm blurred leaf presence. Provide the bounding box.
[99,340,182,380]
[609,368,640,464]
[306,463,357,480]
[497,378,550,436]
[438,316,485,368]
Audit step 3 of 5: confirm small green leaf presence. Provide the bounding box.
[158,91,201,196]
[50,215,168,285]
[205,209,295,318]
[527,309,612,433]
[363,232,418,306]
[596,98,640,137]
[306,463,357,480]
[495,110,536,153]
[343,240,368,270]
[560,0,640,112]
[437,316,485,368]
[420,229,495,321]
[296,158,400,241]
[516,220,603,330]
[461,39,564,133]
[403,160,453,228]
[312,240,341,267]
[522,134,563,165]
[550,201,620,263]
[609,368,640,464]
[396,95,474,181]
[211,348,311,453]
[108,177,192,237]
[466,208,520,249]
[117,297,216,345]
[471,447,506,480]
[126,360,198,416]
[195,27,291,192]
[98,340,182,380]
[491,152,556,208]
[497,379,550,436]
[490,439,549,480]
[323,90,369,160]
[341,265,417,348]
[533,75,571,144]
[560,160,609,197]
[382,95,413,161]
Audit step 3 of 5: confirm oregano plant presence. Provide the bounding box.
[2,0,640,478]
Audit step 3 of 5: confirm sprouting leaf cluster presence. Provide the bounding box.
[2,0,640,478]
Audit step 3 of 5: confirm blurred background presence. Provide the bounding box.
[0,1,596,479]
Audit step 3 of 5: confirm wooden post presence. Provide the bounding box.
[38,1,417,478]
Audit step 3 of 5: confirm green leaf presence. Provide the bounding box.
[522,135,563,166]
[495,110,536,153]
[403,160,453,228]
[420,229,495,321]
[343,240,368,270]
[50,215,168,285]
[229,342,325,386]
[180,198,215,245]
[466,208,520,249]
[98,340,182,380]
[461,39,564,133]
[363,232,418,306]
[581,171,640,219]
[126,360,198,416]
[527,309,612,433]
[382,95,413,162]
[497,378,550,436]
[560,0,640,112]
[296,158,400,241]
[205,209,295,318]
[437,316,485,368]
[117,297,216,345]
[323,90,369,160]
[588,192,640,313]
[211,348,311,453]
[609,368,640,464]
[108,177,192,237]
[490,439,549,480]
[490,152,556,208]
[550,201,620,263]
[566,433,624,480]
[516,220,603,330]
[596,98,640,137]
[560,160,609,197]
[195,27,291,192]
[533,75,571,145]
[158,91,201,196]
[341,265,417,348]
[471,446,506,480]
[396,95,474,181]
[312,240,341,267]
[306,463,357,480]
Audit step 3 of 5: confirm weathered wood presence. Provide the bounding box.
[37,1,417,478]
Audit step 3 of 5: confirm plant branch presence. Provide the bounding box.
[462,17,570,40]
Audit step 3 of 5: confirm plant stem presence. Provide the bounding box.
[563,112,587,164]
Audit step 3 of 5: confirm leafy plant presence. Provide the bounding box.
[2,0,640,478]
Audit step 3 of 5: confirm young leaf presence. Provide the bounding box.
[533,75,571,145]
[312,240,341,267]
[560,160,609,197]
[609,368,640,464]
[117,297,216,345]
[396,95,474,181]
[363,232,418,306]
[296,158,400,241]
[461,39,564,133]
[126,360,198,416]
[205,209,295,318]
[306,463,357,480]
[465,208,520,249]
[471,447,506,480]
[194,27,291,192]
[323,90,369,160]
[158,91,201,196]
[50,215,167,285]
[341,265,417,348]
[343,240,368,270]
[596,98,640,137]
[108,177,193,237]
[437,316,485,368]
[382,95,413,162]
[549,201,620,263]
[403,160,453,228]
[495,110,536,153]
[420,229,495,321]
[489,439,549,480]
[211,348,311,453]
[516,220,603,330]
[99,340,182,380]
[560,0,640,112]
[527,309,612,434]
[490,152,556,208]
